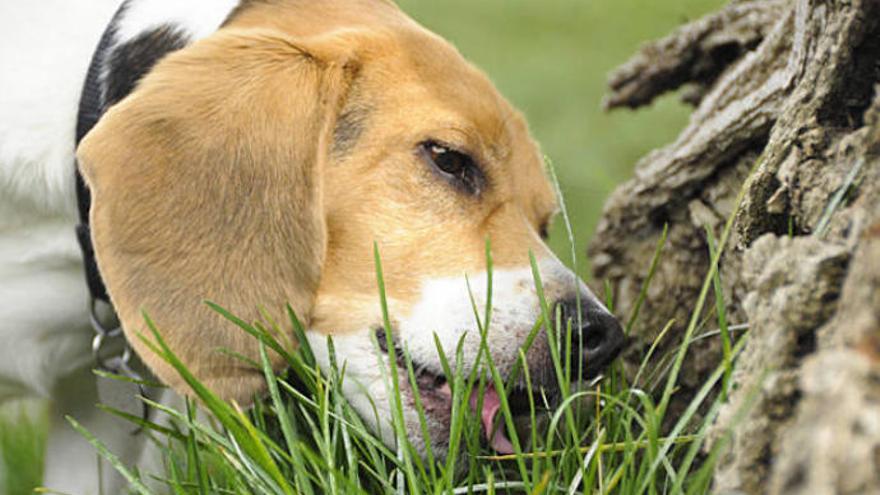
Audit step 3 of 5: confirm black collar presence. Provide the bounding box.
[75,1,128,304]
[73,2,159,422]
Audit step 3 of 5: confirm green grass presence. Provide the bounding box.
[0,399,48,494]
[83,229,753,494]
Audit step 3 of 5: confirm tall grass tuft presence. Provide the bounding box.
[80,244,753,494]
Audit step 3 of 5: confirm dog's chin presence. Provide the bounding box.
[397,364,454,457]
[395,352,541,458]
[305,329,550,460]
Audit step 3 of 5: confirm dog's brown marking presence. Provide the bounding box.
[78,0,558,402]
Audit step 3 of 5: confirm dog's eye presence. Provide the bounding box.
[420,141,485,194]
[426,143,469,175]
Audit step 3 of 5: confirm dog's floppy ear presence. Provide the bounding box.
[77,28,358,403]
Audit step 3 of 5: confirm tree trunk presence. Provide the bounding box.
[589,0,880,493]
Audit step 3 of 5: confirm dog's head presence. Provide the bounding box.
[76,0,624,456]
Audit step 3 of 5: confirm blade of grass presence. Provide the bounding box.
[529,252,580,449]
[815,156,864,237]
[259,342,315,495]
[684,368,765,495]
[626,224,668,336]
[184,398,210,495]
[704,225,733,398]
[632,319,676,389]
[546,157,587,393]
[94,403,183,441]
[136,315,291,495]
[66,416,152,495]
[636,336,749,494]
[653,156,762,433]
[372,242,419,494]
[465,240,533,490]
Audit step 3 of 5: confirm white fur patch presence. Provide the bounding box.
[0,211,92,400]
[400,257,603,376]
[114,0,240,44]
[306,332,399,446]
[0,0,121,216]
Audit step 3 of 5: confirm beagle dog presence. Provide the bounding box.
[0,0,624,492]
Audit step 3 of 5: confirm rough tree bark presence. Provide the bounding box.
[589,0,880,493]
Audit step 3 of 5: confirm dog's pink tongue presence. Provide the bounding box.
[469,384,515,454]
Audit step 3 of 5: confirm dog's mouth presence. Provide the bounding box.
[374,328,533,454]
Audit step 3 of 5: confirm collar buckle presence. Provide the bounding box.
[88,296,153,432]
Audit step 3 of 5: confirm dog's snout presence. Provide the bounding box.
[555,298,625,379]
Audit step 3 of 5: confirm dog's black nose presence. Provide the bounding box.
[554,298,626,379]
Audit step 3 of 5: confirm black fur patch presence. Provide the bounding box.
[103,24,190,107]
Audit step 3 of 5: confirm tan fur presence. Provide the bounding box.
[77,0,558,403]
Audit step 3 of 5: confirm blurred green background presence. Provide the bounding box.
[397,0,723,278]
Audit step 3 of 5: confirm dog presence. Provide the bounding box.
[0,0,625,492]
